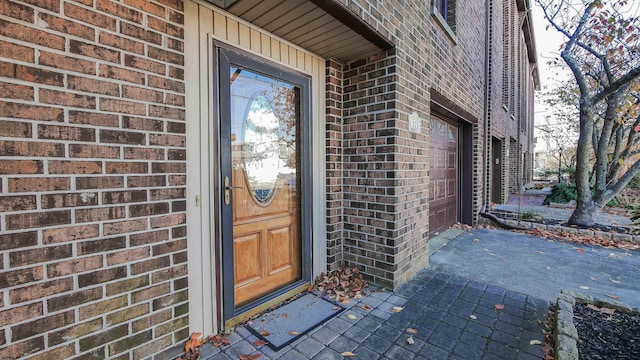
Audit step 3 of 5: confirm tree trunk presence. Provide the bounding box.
[568,197,598,226]
[569,103,596,227]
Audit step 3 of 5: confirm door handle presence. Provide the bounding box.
[224,176,243,205]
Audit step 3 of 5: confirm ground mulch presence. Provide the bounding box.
[573,303,640,359]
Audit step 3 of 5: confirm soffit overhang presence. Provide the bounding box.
[206,0,394,63]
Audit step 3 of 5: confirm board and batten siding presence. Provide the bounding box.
[184,0,327,335]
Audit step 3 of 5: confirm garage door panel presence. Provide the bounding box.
[429,116,459,238]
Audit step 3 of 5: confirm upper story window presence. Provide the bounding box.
[435,0,449,21]
[432,0,457,43]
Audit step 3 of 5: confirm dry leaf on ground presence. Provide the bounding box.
[530,340,542,345]
[239,354,262,360]
[259,330,270,336]
[341,351,356,357]
[288,330,299,335]
[391,306,404,313]
[495,304,505,310]
[406,328,418,334]
[253,340,266,347]
[346,314,358,320]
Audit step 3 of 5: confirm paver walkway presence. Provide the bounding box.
[200,271,548,359]
[430,228,640,307]
[200,260,549,359]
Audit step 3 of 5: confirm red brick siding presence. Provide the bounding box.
[0,0,186,359]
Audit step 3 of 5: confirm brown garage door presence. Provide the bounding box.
[429,115,459,238]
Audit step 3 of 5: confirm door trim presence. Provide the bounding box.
[214,42,313,323]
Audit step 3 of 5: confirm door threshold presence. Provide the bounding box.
[224,283,310,329]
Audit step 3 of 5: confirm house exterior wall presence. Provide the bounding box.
[0,0,537,358]
[0,1,188,359]
[486,0,538,202]
[329,0,487,289]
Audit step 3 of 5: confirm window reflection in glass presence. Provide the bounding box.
[230,67,299,204]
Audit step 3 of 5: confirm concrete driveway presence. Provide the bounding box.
[429,228,640,308]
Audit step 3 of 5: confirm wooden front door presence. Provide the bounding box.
[217,47,311,319]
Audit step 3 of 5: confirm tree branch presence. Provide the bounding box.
[593,65,640,104]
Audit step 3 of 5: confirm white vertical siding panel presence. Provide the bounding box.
[305,54,313,73]
[297,50,305,72]
[250,29,261,53]
[280,42,289,64]
[239,23,251,49]
[226,18,239,45]
[271,39,280,62]
[261,34,271,57]
[213,12,226,39]
[289,47,297,68]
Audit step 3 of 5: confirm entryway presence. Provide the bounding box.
[216,46,312,321]
[491,137,503,204]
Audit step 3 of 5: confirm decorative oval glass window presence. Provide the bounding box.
[242,95,287,203]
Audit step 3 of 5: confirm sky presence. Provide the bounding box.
[531,2,572,152]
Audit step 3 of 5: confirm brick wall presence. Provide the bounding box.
[327,0,487,288]
[0,0,187,358]
[486,0,538,202]
[326,59,343,271]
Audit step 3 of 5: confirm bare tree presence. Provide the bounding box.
[536,0,640,226]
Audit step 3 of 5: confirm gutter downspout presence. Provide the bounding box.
[480,0,491,216]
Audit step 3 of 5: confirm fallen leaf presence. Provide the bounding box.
[600,307,616,315]
[606,294,620,299]
[579,286,589,290]
[470,315,477,320]
[353,293,364,299]
[494,304,505,310]
[406,328,418,334]
[341,351,356,357]
[611,279,622,284]
[185,332,203,353]
[587,304,600,311]
[259,330,270,336]
[341,299,351,304]
[253,340,266,347]
[239,354,262,360]
[406,336,415,345]
[288,330,299,335]
[391,306,404,313]
[282,313,289,318]
[362,304,373,310]
[332,306,341,311]
[530,340,542,345]
[590,277,597,281]
[346,314,358,320]
[575,248,585,253]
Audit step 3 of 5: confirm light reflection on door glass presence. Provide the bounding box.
[230,67,298,204]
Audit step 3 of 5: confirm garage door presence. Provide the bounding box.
[429,115,459,237]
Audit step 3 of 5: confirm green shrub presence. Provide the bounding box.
[629,173,640,189]
[630,204,640,225]
[543,183,577,205]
